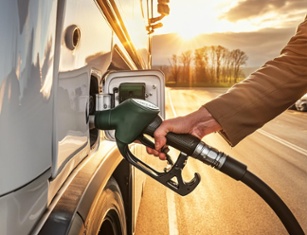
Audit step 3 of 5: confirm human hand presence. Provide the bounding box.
[146,106,222,160]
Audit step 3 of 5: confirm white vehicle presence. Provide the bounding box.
[0,1,168,234]
[295,93,307,111]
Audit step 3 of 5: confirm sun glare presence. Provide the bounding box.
[157,0,290,39]
[177,26,202,41]
[160,0,236,40]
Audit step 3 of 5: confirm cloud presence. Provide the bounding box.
[222,0,306,22]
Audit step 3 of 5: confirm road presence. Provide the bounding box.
[136,88,307,235]
[135,87,307,235]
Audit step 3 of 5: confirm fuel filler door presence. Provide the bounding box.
[98,70,165,140]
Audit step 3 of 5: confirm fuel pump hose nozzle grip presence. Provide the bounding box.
[95,98,246,194]
[95,99,201,195]
[144,115,248,181]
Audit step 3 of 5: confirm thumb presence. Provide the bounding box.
[154,135,167,151]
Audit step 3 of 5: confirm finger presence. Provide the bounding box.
[154,136,167,151]
[158,153,167,161]
[146,147,160,156]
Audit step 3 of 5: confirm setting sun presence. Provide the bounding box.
[157,0,240,38]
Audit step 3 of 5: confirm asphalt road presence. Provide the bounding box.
[135,87,307,235]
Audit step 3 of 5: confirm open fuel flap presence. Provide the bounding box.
[97,70,165,140]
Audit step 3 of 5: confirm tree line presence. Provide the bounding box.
[158,45,248,86]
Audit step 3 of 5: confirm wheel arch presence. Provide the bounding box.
[113,159,133,234]
[37,143,130,234]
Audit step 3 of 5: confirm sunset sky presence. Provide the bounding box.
[152,0,307,67]
[158,0,306,37]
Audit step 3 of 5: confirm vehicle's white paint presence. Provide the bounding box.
[0,0,166,234]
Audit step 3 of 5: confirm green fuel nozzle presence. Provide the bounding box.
[95,99,160,144]
[95,98,201,196]
[94,98,248,195]
[94,98,245,195]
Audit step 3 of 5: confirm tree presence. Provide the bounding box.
[194,47,209,83]
[179,50,192,85]
[167,45,248,86]
[230,49,248,83]
[220,47,231,83]
[215,45,227,83]
[207,46,216,82]
[169,54,180,84]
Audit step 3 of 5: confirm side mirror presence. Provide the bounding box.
[147,0,170,33]
[157,0,170,16]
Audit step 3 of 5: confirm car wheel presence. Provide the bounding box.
[87,177,127,235]
[288,103,297,110]
[296,103,307,112]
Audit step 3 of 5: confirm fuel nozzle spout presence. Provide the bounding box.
[95,98,160,144]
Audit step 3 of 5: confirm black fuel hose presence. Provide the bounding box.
[240,170,304,235]
[197,148,304,235]
[144,116,304,235]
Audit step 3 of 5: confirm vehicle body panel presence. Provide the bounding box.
[0,0,166,234]
[0,0,56,196]
[52,0,113,178]
[0,171,50,235]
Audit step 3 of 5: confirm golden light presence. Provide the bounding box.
[158,0,240,40]
[155,0,300,40]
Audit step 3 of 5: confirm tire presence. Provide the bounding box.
[87,177,127,235]
[288,104,297,110]
[296,104,307,112]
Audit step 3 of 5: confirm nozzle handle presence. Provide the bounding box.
[144,115,228,169]
[144,115,200,156]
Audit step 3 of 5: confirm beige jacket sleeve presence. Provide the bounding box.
[204,16,307,147]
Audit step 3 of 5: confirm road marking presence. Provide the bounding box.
[257,129,307,156]
[166,89,179,235]
[167,190,179,235]
[168,90,177,117]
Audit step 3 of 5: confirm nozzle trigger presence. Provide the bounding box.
[117,139,200,196]
[137,135,174,166]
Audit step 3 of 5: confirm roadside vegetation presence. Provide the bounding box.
[154,45,248,87]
